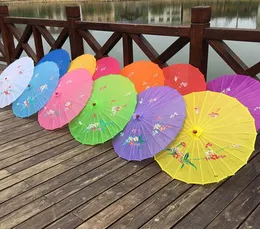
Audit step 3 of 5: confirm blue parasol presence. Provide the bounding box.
[37,49,70,78]
[12,61,59,118]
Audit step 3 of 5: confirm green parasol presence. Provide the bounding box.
[69,74,137,145]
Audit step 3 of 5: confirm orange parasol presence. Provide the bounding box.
[120,60,164,93]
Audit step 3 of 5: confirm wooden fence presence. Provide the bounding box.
[0,5,259,79]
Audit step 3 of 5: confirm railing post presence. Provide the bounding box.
[122,33,133,66]
[0,5,14,64]
[33,26,44,63]
[189,6,211,79]
[66,6,84,60]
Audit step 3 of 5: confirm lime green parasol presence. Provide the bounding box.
[69,74,137,145]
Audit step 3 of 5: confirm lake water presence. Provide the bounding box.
[7,0,260,80]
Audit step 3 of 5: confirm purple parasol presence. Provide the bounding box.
[112,86,186,161]
[207,74,260,131]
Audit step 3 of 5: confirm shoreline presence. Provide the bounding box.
[0,0,256,5]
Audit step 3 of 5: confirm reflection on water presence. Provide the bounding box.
[5,0,260,80]
[8,0,260,29]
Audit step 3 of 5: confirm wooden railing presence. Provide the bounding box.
[0,5,259,79]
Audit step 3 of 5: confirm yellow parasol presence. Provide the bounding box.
[68,54,96,75]
[155,91,256,184]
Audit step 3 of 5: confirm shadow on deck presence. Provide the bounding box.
[0,106,259,229]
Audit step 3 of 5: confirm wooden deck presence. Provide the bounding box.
[0,106,259,229]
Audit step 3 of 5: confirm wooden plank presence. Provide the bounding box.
[0,121,42,145]
[0,118,35,133]
[0,41,5,57]
[50,28,68,51]
[0,139,78,192]
[45,156,126,203]
[74,162,161,220]
[208,40,249,76]
[0,128,66,160]
[0,169,10,180]
[140,184,220,229]
[25,141,112,187]
[12,25,32,59]
[5,17,67,27]
[122,33,133,66]
[110,181,192,229]
[7,23,21,41]
[78,29,101,54]
[76,172,172,229]
[36,26,55,48]
[14,160,152,229]
[66,6,84,59]
[141,150,260,229]
[0,132,70,169]
[0,6,15,64]
[172,152,260,229]
[0,181,30,203]
[76,21,190,37]
[98,32,121,57]
[0,110,15,121]
[0,197,54,229]
[238,204,260,229]
[154,37,190,66]
[130,34,159,60]
[247,61,260,76]
[189,7,210,78]
[0,143,113,218]
[206,175,260,229]
[32,26,44,62]
[205,27,260,42]
[45,213,83,229]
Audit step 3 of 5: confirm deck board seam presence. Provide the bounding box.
[11,160,154,228]
[73,162,162,222]
[0,146,114,219]
[204,173,260,229]
[169,150,260,229]
[1,133,74,171]
[104,179,180,229]
[0,129,68,160]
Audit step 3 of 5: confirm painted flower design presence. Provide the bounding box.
[111,106,122,116]
[100,85,107,91]
[64,102,72,111]
[123,135,146,147]
[82,120,113,133]
[45,109,60,118]
[209,108,220,118]
[153,73,159,78]
[1,86,15,95]
[170,112,178,118]
[179,82,188,88]
[149,98,157,103]
[152,123,166,136]
[16,96,35,109]
[85,122,101,132]
[124,92,132,97]
[39,84,48,92]
[221,87,231,94]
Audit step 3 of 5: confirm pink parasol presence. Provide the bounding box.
[93,57,121,80]
[38,69,93,130]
